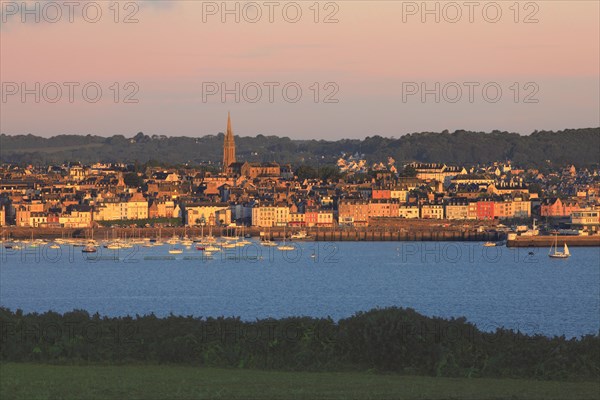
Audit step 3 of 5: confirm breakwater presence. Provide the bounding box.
[507,235,600,247]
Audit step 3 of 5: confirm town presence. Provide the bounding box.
[1,115,599,240]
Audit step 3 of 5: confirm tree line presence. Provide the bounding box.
[1,307,598,381]
[1,128,598,168]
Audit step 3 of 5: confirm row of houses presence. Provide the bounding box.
[337,198,532,226]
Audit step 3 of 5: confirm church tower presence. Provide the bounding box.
[223,112,236,172]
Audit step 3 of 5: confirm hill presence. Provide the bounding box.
[1,128,598,167]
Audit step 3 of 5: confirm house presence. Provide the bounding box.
[476,200,495,220]
[420,204,444,219]
[338,200,369,226]
[398,205,419,219]
[409,163,466,183]
[570,208,600,232]
[186,203,231,226]
[251,203,290,227]
[445,200,476,220]
[305,209,334,227]
[540,198,579,217]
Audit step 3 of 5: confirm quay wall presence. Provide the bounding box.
[507,235,600,247]
[1,226,503,242]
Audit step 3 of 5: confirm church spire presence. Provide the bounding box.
[227,111,232,136]
[223,112,236,172]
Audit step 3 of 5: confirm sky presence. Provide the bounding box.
[1,0,599,139]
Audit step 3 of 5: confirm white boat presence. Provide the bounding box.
[261,240,277,247]
[549,235,570,259]
[82,244,97,253]
[168,247,183,254]
[278,244,295,251]
[483,242,497,247]
[290,230,311,240]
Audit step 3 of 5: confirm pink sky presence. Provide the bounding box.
[1,0,598,139]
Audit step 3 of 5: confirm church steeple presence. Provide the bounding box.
[223,112,236,172]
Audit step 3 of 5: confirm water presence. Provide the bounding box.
[1,241,598,338]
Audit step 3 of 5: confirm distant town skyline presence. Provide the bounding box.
[1,1,599,139]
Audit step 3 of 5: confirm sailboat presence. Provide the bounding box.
[549,235,570,259]
[261,227,277,246]
[168,245,183,254]
[278,225,295,251]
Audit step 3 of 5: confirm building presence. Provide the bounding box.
[540,198,579,217]
[223,112,236,172]
[186,203,231,226]
[390,188,410,203]
[241,162,280,179]
[476,200,495,220]
[59,206,93,228]
[29,212,48,227]
[289,212,306,227]
[251,204,290,227]
[93,194,148,221]
[570,209,600,232]
[368,200,399,218]
[445,200,476,220]
[421,204,444,219]
[409,163,466,183]
[511,198,531,218]
[15,201,45,227]
[93,199,123,221]
[305,210,334,227]
[398,205,419,219]
[338,200,369,226]
[372,189,391,200]
[127,193,149,220]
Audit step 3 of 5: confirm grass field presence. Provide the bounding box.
[1,364,599,400]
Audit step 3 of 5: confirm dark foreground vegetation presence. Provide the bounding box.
[1,307,598,382]
[2,364,599,400]
[2,128,599,167]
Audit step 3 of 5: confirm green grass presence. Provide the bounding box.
[1,364,599,400]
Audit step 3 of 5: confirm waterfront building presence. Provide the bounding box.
[338,200,369,226]
[540,198,580,217]
[445,200,477,220]
[251,203,290,227]
[289,212,306,227]
[570,209,600,232]
[185,203,231,226]
[476,200,495,220]
[420,204,445,219]
[305,209,334,227]
[398,205,420,219]
[15,201,45,227]
[93,194,148,221]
